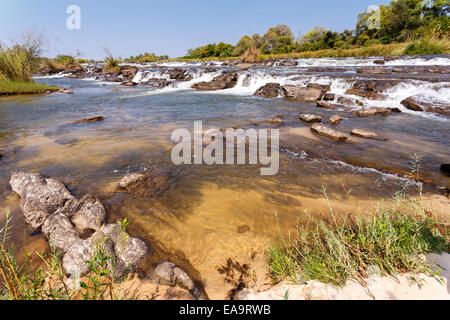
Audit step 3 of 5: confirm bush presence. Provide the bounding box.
[0,32,43,82]
[404,39,445,55]
[241,46,260,63]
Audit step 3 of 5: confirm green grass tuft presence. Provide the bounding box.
[268,196,449,287]
[0,80,58,96]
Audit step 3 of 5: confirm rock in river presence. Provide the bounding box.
[73,116,106,125]
[192,72,238,91]
[329,115,343,125]
[10,172,76,233]
[353,107,390,117]
[254,83,283,98]
[119,169,168,196]
[351,129,379,139]
[311,124,348,142]
[300,114,322,123]
[283,86,323,102]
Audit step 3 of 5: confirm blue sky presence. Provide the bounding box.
[0,0,391,59]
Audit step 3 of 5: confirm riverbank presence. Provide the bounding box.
[166,40,450,63]
[0,80,59,97]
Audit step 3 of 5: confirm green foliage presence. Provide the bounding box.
[404,38,445,55]
[183,1,448,59]
[268,195,449,286]
[124,52,168,63]
[261,24,294,54]
[0,80,58,96]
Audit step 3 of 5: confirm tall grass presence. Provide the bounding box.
[268,190,449,286]
[404,38,448,55]
[0,80,58,96]
[0,32,44,82]
[0,212,128,300]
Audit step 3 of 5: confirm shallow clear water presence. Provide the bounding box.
[1,56,449,298]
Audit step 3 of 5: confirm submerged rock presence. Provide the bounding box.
[373,60,385,65]
[254,83,283,98]
[119,169,168,196]
[155,262,200,298]
[73,116,106,125]
[316,101,349,111]
[59,88,73,95]
[300,114,322,123]
[353,107,390,117]
[264,118,284,125]
[337,96,364,106]
[121,81,137,86]
[311,124,348,142]
[357,67,392,74]
[351,129,379,139]
[283,86,323,102]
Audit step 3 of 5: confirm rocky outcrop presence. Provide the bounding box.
[401,97,450,115]
[351,129,379,139]
[10,172,148,280]
[254,83,283,98]
[329,115,343,125]
[169,68,192,81]
[192,72,238,91]
[10,172,76,233]
[283,86,323,102]
[300,114,322,123]
[353,107,390,117]
[311,124,348,142]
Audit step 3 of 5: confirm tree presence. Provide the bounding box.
[262,25,294,53]
[214,42,234,57]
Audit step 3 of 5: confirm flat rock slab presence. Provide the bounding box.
[351,129,379,139]
[300,114,322,123]
[73,116,106,125]
[311,124,348,142]
[353,107,390,117]
[316,101,350,111]
[283,86,323,102]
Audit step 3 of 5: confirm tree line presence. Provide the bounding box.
[184,0,449,59]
